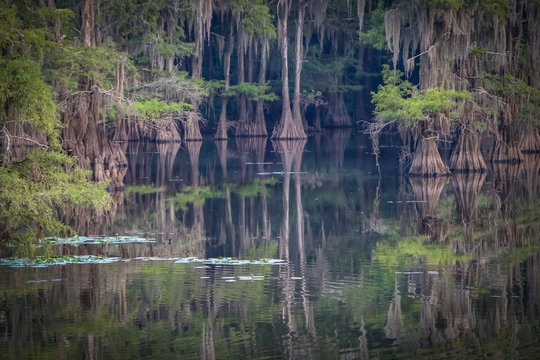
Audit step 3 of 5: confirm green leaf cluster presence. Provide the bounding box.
[44,43,129,92]
[171,186,225,211]
[100,0,194,62]
[358,5,387,50]
[481,73,540,124]
[0,59,59,148]
[0,1,112,254]
[223,82,277,101]
[416,0,510,16]
[0,151,111,255]
[134,99,192,119]
[415,0,464,10]
[371,65,471,126]
[0,2,73,60]
[303,53,360,94]
[232,0,276,39]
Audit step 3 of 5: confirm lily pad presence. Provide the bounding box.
[42,236,156,245]
[175,257,285,266]
[0,255,121,268]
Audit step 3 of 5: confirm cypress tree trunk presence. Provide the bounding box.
[450,103,486,172]
[215,28,234,140]
[165,13,175,72]
[184,111,203,141]
[450,125,486,172]
[292,1,307,127]
[324,92,352,127]
[235,29,250,137]
[409,120,451,176]
[191,1,204,78]
[81,0,95,47]
[251,40,269,137]
[519,123,540,153]
[47,0,62,42]
[491,118,522,163]
[272,0,307,140]
[313,106,322,132]
[186,0,211,141]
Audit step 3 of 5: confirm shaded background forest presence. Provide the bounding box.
[2,0,539,160]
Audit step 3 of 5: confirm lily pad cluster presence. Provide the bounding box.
[0,255,121,268]
[42,236,156,245]
[175,257,286,265]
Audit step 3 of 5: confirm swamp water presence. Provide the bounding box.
[1,131,539,359]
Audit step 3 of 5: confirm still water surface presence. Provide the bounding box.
[1,131,540,359]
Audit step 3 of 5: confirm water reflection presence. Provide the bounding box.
[1,134,539,359]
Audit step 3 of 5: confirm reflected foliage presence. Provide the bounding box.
[1,135,539,358]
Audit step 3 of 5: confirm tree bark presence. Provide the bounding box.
[519,123,540,153]
[292,1,307,127]
[235,29,250,136]
[409,121,451,176]
[191,1,204,78]
[450,124,486,172]
[251,40,269,136]
[215,28,234,140]
[47,0,62,42]
[81,0,95,47]
[491,119,522,163]
[450,103,486,172]
[324,92,352,127]
[272,0,307,140]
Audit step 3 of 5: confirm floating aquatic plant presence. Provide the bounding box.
[175,257,285,265]
[42,236,156,245]
[0,255,120,268]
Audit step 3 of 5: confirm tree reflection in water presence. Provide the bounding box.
[1,133,539,359]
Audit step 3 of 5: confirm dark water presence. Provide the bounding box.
[1,131,540,359]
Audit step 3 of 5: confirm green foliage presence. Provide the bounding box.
[155,37,194,58]
[0,151,111,255]
[134,99,192,119]
[371,65,471,126]
[477,0,510,16]
[481,74,540,124]
[171,186,225,211]
[470,46,488,57]
[359,5,387,50]
[0,59,59,148]
[232,0,276,39]
[226,177,278,196]
[415,0,463,10]
[204,80,225,96]
[223,82,278,101]
[43,43,130,92]
[0,2,73,61]
[303,53,361,94]
[100,0,194,60]
[373,234,472,267]
[0,3,112,254]
[125,185,166,196]
[416,0,510,15]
